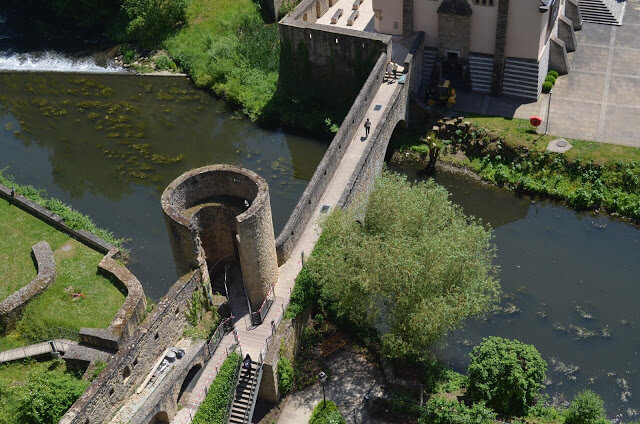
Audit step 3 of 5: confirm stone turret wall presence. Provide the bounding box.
[161,165,278,310]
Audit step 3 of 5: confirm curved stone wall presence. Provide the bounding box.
[161,165,278,311]
[79,250,147,351]
[0,241,56,332]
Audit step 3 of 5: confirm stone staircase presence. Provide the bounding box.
[579,0,625,25]
[422,48,438,85]
[227,359,263,424]
[501,57,540,101]
[468,54,494,94]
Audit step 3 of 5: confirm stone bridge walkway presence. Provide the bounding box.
[168,74,400,424]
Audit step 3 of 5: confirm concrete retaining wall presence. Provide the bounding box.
[60,270,203,424]
[79,250,147,351]
[275,52,388,264]
[0,241,56,332]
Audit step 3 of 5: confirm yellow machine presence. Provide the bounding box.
[427,80,456,108]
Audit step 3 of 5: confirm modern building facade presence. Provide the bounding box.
[372,0,583,99]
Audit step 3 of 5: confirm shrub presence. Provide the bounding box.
[123,0,187,49]
[467,337,547,417]
[309,400,346,424]
[154,55,177,71]
[285,266,320,319]
[545,75,556,84]
[419,397,496,424]
[191,353,239,424]
[542,81,553,93]
[565,391,608,424]
[548,70,559,78]
[17,371,89,424]
[277,357,295,395]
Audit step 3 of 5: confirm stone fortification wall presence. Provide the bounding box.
[278,14,391,109]
[0,183,114,254]
[0,241,56,332]
[339,33,424,208]
[129,341,208,424]
[162,165,278,311]
[275,52,388,264]
[60,270,202,424]
[79,250,147,351]
[259,306,313,402]
[288,0,335,23]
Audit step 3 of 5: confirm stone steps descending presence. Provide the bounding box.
[468,54,494,94]
[227,361,262,424]
[502,57,540,100]
[578,0,625,25]
[422,48,437,85]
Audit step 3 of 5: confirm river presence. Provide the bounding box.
[420,170,640,422]
[0,72,327,299]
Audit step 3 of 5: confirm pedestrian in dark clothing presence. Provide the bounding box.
[364,118,371,138]
[243,354,252,376]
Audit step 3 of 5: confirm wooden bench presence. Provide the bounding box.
[347,10,359,26]
[352,0,363,10]
[319,334,346,357]
[331,8,343,24]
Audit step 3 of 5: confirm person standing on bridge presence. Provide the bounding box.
[364,118,371,138]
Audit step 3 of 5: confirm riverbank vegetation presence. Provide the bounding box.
[0,358,89,424]
[390,115,640,223]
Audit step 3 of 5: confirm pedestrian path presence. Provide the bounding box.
[0,339,76,364]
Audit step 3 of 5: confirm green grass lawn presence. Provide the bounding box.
[0,199,125,349]
[164,0,280,120]
[0,359,88,424]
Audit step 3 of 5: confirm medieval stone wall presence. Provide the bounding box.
[161,165,278,311]
[438,14,471,58]
[60,270,202,424]
[0,241,56,332]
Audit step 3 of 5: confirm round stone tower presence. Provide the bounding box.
[161,165,279,311]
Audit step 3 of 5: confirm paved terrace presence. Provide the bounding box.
[316,0,375,32]
[454,1,640,147]
[169,65,402,424]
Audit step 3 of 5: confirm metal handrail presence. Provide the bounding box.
[240,352,264,424]
[250,285,275,326]
[207,317,233,360]
[222,354,242,424]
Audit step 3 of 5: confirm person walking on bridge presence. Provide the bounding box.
[364,118,371,138]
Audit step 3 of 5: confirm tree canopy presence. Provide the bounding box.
[304,171,500,358]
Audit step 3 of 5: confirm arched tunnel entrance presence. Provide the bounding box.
[177,363,202,405]
[384,119,409,163]
[148,411,169,424]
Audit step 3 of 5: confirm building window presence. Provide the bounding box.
[393,21,398,29]
[474,0,494,5]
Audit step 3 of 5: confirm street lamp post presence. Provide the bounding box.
[318,371,327,409]
[545,88,553,135]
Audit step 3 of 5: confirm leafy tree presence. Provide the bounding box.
[305,171,500,358]
[419,396,496,424]
[17,368,88,424]
[123,0,187,49]
[467,337,547,418]
[565,390,608,424]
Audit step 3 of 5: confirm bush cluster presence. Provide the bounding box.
[191,353,239,424]
[277,357,295,395]
[309,400,346,424]
[542,69,559,93]
[420,397,496,424]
